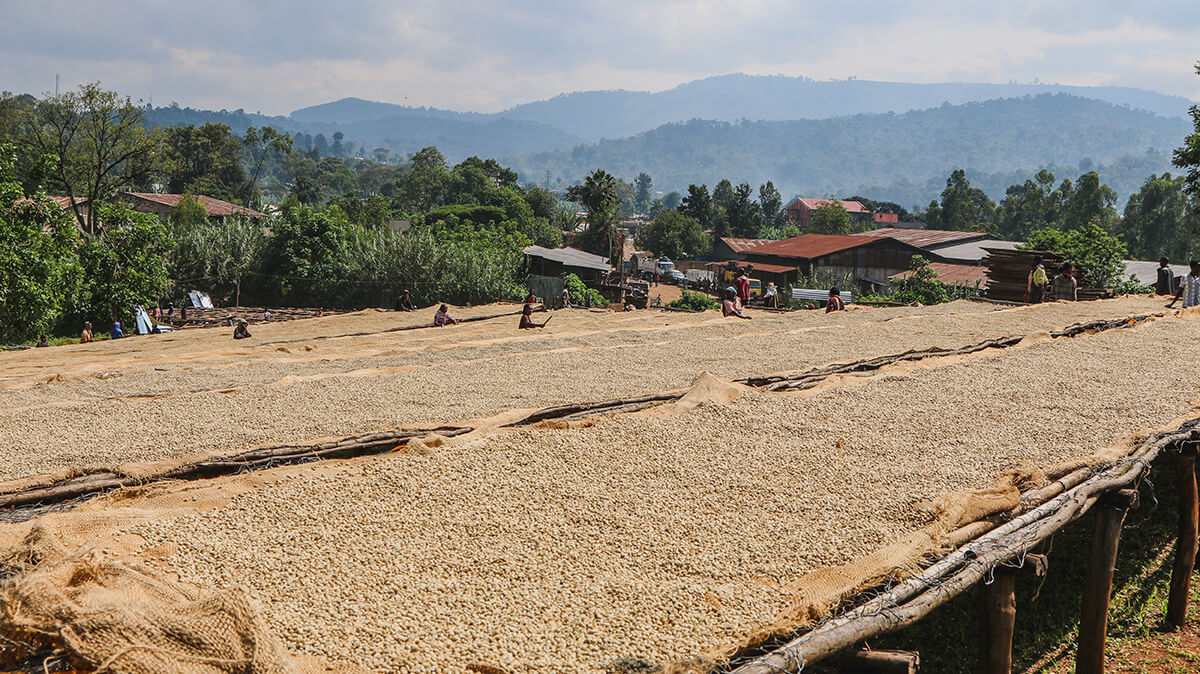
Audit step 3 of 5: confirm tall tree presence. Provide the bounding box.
[1174,61,1200,200]
[728,182,763,238]
[758,181,783,230]
[160,123,246,201]
[565,169,620,260]
[635,210,707,260]
[927,169,995,232]
[1062,170,1117,230]
[634,172,653,213]
[1119,173,1198,261]
[26,83,159,232]
[678,184,713,230]
[995,169,1063,240]
[242,126,293,205]
[0,143,79,341]
[75,202,172,325]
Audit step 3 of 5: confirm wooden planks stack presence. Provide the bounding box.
[983,248,1065,302]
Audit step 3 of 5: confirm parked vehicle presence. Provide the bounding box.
[624,281,650,309]
[667,270,687,284]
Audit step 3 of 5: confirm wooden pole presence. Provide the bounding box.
[1076,488,1138,674]
[981,554,1048,674]
[1168,442,1199,628]
[836,648,919,673]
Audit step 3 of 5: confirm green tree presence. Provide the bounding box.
[0,144,79,342]
[169,216,267,307]
[995,170,1063,240]
[1118,173,1198,261]
[662,190,682,210]
[394,146,449,213]
[678,184,713,230]
[928,169,995,231]
[1062,170,1116,231]
[1024,222,1128,288]
[565,169,620,259]
[728,182,763,237]
[241,126,293,205]
[634,172,653,213]
[889,255,951,305]
[76,201,172,325]
[161,123,246,201]
[26,83,160,232]
[710,178,735,239]
[759,181,783,230]
[635,210,708,260]
[1173,61,1200,199]
[168,194,210,230]
[808,199,852,235]
[262,204,350,305]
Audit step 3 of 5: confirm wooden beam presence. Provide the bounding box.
[1168,442,1199,628]
[836,648,919,673]
[1076,488,1138,674]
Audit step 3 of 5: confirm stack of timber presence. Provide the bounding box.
[983,248,1064,302]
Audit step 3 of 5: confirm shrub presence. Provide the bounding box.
[669,290,719,311]
[564,273,608,307]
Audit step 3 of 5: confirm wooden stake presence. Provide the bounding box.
[1168,443,1199,628]
[1076,489,1138,674]
[981,554,1048,674]
[835,648,919,673]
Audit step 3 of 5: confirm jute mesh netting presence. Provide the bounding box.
[0,526,291,673]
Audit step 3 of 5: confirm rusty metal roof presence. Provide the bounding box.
[743,262,797,274]
[747,234,881,259]
[852,227,989,249]
[787,198,869,213]
[719,237,775,252]
[123,193,268,217]
[891,262,988,285]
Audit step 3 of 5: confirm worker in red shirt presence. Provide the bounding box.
[826,287,846,313]
[734,271,751,306]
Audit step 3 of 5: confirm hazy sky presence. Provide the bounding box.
[3,1,1199,115]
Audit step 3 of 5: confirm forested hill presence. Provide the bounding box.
[291,74,1195,141]
[507,93,1189,207]
[143,105,581,159]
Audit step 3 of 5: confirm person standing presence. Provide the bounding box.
[1052,263,1078,301]
[561,285,572,309]
[1025,261,1048,303]
[764,282,778,308]
[80,322,93,344]
[1156,257,1176,295]
[1168,261,1200,308]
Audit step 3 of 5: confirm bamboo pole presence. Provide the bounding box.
[1168,442,1199,628]
[1076,489,1138,674]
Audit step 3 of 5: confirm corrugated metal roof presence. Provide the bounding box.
[891,262,988,285]
[852,227,989,249]
[932,238,1020,262]
[719,237,774,252]
[523,245,611,271]
[748,234,881,259]
[124,193,268,217]
[1122,260,1189,286]
[788,198,869,213]
[744,262,796,274]
[15,196,88,209]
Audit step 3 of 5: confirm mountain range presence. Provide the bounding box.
[143,74,1196,206]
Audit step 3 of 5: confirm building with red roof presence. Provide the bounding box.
[118,193,268,221]
[740,233,931,291]
[784,197,870,231]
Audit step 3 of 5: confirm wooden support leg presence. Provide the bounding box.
[836,648,920,673]
[1168,442,1199,628]
[981,554,1048,674]
[1076,489,1138,674]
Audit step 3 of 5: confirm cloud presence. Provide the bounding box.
[1,1,1198,114]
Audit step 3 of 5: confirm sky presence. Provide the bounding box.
[2,1,1199,116]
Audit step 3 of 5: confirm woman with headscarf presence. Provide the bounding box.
[722,287,750,319]
[434,304,459,327]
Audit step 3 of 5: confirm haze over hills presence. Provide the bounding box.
[290,74,1195,141]
[142,74,1194,207]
